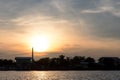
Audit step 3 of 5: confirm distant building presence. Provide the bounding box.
[15,57,32,64]
[99,57,120,67]
[15,57,32,70]
[15,48,35,70]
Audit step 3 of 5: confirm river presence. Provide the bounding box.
[0,71,119,80]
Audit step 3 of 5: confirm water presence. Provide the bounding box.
[0,71,120,80]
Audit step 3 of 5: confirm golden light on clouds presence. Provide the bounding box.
[4,14,118,58]
[12,15,80,52]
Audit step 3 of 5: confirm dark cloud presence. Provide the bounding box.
[81,12,120,39]
[0,0,118,37]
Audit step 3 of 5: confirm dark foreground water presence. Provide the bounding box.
[0,71,120,80]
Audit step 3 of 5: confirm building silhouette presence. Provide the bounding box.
[15,47,34,70]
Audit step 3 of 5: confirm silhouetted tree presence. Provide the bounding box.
[0,55,120,70]
[58,55,67,69]
[36,57,50,69]
[49,58,59,69]
[72,56,85,65]
[85,57,95,63]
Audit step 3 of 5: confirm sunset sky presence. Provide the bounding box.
[0,0,120,59]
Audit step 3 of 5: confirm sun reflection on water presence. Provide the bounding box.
[32,71,48,80]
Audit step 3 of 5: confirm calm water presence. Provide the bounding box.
[0,71,120,80]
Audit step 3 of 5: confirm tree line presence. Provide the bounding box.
[0,55,120,70]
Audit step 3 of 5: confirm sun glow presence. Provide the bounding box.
[30,35,50,52]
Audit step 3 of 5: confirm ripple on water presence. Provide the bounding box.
[0,71,120,80]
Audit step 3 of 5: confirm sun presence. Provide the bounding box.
[30,35,49,52]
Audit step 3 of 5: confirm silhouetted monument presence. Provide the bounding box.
[32,47,34,63]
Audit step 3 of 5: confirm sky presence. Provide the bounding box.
[0,0,120,59]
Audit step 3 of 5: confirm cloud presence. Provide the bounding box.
[78,0,120,39]
[81,6,113,13]
[1,0,120,58]
[81,0,120,17]
[81,11,120,39]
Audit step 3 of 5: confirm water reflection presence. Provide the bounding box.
[32,71,47,80]
[0,71,120,80]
